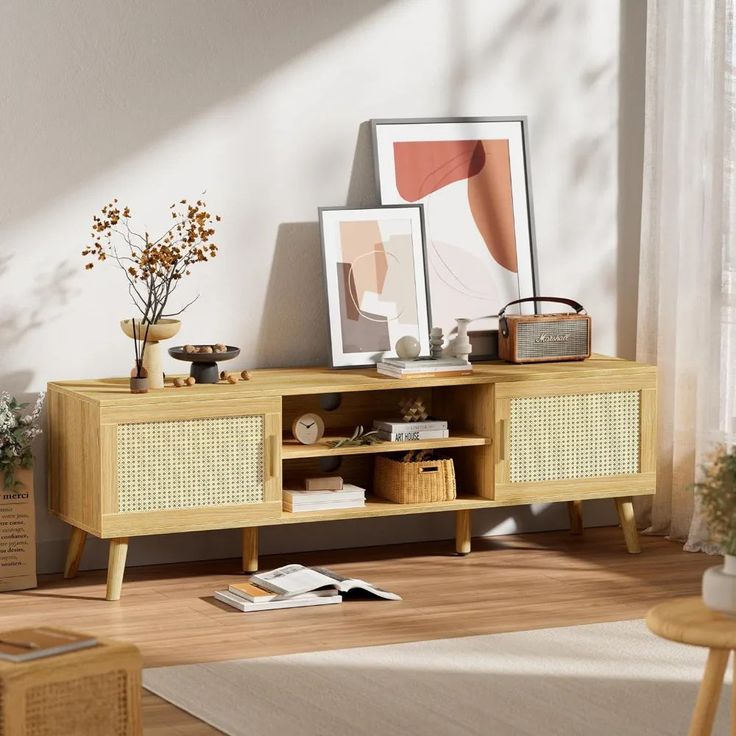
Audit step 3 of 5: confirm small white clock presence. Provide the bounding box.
[291,413,325,445]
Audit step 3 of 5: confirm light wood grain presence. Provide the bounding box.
[646,597,736,650]
[688,648,730,736]
[615,497,641,554]
[568,500,583,535]
[282,431,489,459]
[63,527,87,579]
[0,528,715,734]
[106,537,129,601]
[242,527,258,572]
[455,509,471,554]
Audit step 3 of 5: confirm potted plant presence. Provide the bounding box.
[696,445,736,614]
[81,198,221,389]
[0,392,44,591]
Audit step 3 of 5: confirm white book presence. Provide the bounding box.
[377,429,449,441]
[284,500,366,512]
[377,365,472,378]
[215,589,343,612]
[373,419,448,432]
[284,485,365,502]
[250,564,401,600]
[382,357,469,369]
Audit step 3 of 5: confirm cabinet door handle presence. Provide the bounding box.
[268,433,279,479]
[497,420,507,461]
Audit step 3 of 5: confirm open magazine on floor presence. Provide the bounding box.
[246,564,402,601]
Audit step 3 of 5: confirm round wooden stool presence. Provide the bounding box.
[647,596,736,736]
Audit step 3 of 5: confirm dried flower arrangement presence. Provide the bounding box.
[81,198,221,325]
[695,445,736,555]
[0,393,45,488]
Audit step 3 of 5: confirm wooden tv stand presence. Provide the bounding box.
[47,355,656,600]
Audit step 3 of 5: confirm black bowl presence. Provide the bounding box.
[168,345,240,384]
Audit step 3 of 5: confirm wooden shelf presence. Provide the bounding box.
[268,494,498,525]
[281,431,491,459]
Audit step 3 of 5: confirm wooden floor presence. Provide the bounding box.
[0,527,714,735]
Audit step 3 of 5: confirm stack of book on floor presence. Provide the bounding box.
[376,356,472,379]
[214,563,401,613]
[283,477,366,513]
[373,418,449,442]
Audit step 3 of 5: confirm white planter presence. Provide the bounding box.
[702,554,736,615]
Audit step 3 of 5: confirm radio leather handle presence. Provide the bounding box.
[498,297,586,337]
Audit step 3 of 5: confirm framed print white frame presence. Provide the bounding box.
[319,205,432,368]
[371,117,539,334]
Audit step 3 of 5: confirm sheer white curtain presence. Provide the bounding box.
[636,0,736,550]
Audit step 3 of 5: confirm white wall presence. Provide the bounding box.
[0,0,646,574]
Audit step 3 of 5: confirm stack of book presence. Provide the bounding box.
[376,356,472,379]
[283,483,366,513]
[214,564,401,613]
[373,419,449,442]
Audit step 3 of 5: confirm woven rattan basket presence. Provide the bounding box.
[374,453,456,504]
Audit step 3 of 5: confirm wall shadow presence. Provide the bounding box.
[1,0,392,230]
[255,222,329,368]
[616,0,647,358]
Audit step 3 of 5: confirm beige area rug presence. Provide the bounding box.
[143,620,732,735]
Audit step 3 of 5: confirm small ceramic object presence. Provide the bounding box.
[226,374,238,384]
[703,554,736,616]
[173,377,186,388]
[430,327,444,359]
[399,397,429,422]
[199,346,214,354]
[121,318,181,390]
[214,343,227,353]
[292,413,326,445]
[129,363,149,394]
[184,344,197,354]
[452,318,472,363]
[185,376,196,386]
[241,370,251,381]
[169,345,240,384]
[395,335,421,361]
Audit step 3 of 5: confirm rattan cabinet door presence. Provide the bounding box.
[493,377,656,503]
[99,397,282,537]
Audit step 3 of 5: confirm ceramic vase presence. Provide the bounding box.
[121,318,181,390]
[452,318,472,363]
[702,554,736,616]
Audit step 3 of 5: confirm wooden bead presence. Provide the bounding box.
[227,374,239,384]
[241,370,251,381]
[220,371,226,380]
[173,378,186,388]
[185,376,196,386]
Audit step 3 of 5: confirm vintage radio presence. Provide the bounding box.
[498,297,591,363]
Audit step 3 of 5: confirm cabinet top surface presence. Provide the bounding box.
[48,355,655,405]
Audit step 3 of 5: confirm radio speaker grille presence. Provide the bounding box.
[509,391,640,483]
[116,415,265,512]
[515,319,589,359]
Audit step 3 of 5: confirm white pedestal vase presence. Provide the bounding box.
[702,554,736,616]
[452,318,472,363]
[121,319,181,390]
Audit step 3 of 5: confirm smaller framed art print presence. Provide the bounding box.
[319,205,432,368]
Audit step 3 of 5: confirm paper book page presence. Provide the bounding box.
[312,568,402,600]
[251,564,338,595]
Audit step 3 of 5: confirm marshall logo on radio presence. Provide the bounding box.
[498,297,591,364]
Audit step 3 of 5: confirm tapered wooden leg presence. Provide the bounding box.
[567,500,583,535]
[731,653,736,736]
[689,648,729,736]
[455,510,471,555]
[615,496,641,554]
[242,527,259,572]
[106,538,129,601]
[63,527,87,579]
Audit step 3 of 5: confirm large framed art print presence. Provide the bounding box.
[319,205,431,368]
[372,117,539,335]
